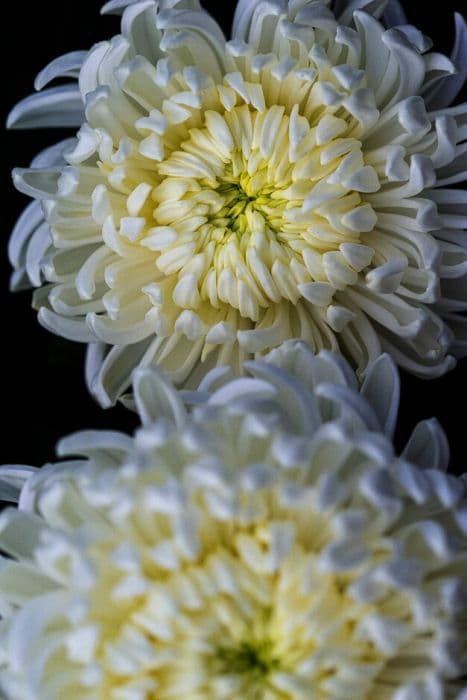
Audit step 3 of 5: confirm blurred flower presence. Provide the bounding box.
[8,0,467,405]
[0,346,466,699]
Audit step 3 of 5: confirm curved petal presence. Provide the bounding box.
[101,0,201,15]
[402,418,450,472]
[122,1,163,64]
[232,0,285,46]
[244,360,322,433]
[38,307,96,343]
[337,0,388,25]
[30,139,77,169]
[34,52,88,91]
[382,0,407,27]
[379,332,456,378]
[425,13,467,110]
[25,223,52,287]
[133,366,188,427]
[361,354,400,437]
[7,85,84,129]
[157,6,227,75]
[86,340,151,408]
[12,168,61,200]
[57,431,133,463]
[0,467,38,504]
[101,0,144,14]
[8,201,44,270]
[315,381,381,431]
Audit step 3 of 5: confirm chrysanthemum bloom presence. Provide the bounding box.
[0,345,466,699]
[8,0,467,404]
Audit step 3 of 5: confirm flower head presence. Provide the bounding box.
[0,346,466,699]
[9,0,467,404]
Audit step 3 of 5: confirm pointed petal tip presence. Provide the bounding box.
[369,352,398,376]
[132,364,188,428]
[6,109,15,130]
[100,0,136,15]
[84,342,115,409]
[132,364,159,387]
[38,307,96,343]
[56,430,132,457]
[361,353,400,438]
[403,417,450,472]
[34,51,87,92]
[6,104,28,129]
[6,86,84,130]
[454,11,467,27]
[88,379,115,410]
[11,168,27,189]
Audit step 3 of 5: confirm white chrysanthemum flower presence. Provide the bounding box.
[8,0,467,405]
[0,346,466,699]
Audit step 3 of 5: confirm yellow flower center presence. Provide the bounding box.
[210,179,278,234]
[215,639,280,680]
[80,508,391,699]
[142,104,379,321]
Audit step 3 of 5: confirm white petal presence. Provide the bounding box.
[383,0,407,27]
[57,431,133,461]
[338,0,387,24]
[101,0,141,15]
[402,419,450,472]
[25,222,51,287]
[8,201,44,270]
[34,51,88,91]
[361,354,400,437]
[31,139,77,168]
[12,168,60,200]
[426,13,467,109]
[133,366,187,427]
[0,466,38,504]
[7,86,84,129]
[86,340,151,408]
[38,307,96,342]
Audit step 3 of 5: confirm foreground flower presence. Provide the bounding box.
[8,1,467,404]
[0,346,466,699]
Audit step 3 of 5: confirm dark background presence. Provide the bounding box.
[1,1,466,473]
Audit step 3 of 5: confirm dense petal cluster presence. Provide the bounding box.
[8,0,467,405]
[0,347,466,699]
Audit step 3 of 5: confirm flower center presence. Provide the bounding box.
[210,159,293,238]
[216,640,280,679]
[211,179,263,234]
[144,104,380,320]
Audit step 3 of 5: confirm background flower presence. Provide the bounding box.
[7,0,467,406]
[0,347,466,699]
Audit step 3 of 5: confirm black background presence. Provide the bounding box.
[1,1,466,474]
